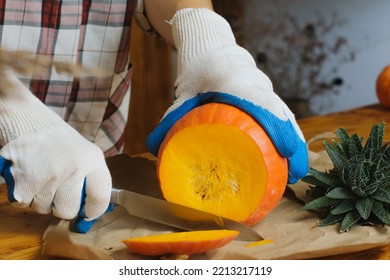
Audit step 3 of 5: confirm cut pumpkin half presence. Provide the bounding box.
[157,103,288,226]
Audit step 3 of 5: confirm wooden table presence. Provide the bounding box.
[1,103,389,260]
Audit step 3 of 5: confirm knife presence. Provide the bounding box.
[110,188,263,242]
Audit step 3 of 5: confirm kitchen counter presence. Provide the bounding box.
[1,103,389,260]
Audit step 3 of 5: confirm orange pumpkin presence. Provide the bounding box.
[122,230,239,256]
[376,65,390,108]
[157,103,288,226]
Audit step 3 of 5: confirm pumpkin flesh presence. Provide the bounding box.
[157,103,288,226]
[159,123,267,221]
[122,230,239,256]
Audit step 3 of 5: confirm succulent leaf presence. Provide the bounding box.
[371,201,390,225]
[323,141,348,171]
[301,196,340,210]
[340,210,361,232]
[307,167,343,187]
[364,122,385,152]
[305,184,327,199]
[318,213,345,227]
[371,188,390,204]
[335,128,351,157]
[356,197,374,219]
[325,187,356,199]
[330,199,357,215]
[301,174,333,189]
[348,134,363,156]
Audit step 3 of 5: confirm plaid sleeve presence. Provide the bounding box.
[0,0,135,157]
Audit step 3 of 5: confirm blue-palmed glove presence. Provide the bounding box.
[146,8,308,184]
[0,69,112,232]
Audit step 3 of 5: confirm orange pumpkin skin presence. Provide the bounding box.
[376,65,390,108]
[157,103,288,226]
[122,230,239,256]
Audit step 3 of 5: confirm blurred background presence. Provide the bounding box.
[241,0,390,118]
[125,0,390,154]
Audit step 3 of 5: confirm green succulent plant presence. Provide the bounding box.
[302,122,390,232]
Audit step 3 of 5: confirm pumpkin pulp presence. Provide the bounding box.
[157,103,288,225]
[159,123,267,221]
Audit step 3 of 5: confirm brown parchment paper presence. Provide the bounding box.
[42,145,390,260]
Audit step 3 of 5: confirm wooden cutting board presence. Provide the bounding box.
[0,186,50,259]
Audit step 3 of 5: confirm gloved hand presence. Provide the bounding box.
[146,8,308,184]
[0,69,112,232]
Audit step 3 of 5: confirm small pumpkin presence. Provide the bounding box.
[122,229,239,256]
[376,64,390,108]
[157,103,288,226]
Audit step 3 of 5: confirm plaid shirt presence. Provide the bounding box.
[0,0,134,157]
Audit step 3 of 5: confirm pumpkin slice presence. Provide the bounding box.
[157,103,288,226]
[122,230,239,256]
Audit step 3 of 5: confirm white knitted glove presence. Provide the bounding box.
[147,8,308,184]
[0,69,111,224]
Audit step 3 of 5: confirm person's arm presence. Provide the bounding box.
[143,1,309,184]
[0,68,112,233]
[144,0,213,44]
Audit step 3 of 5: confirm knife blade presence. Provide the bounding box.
[110,188,263,242]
